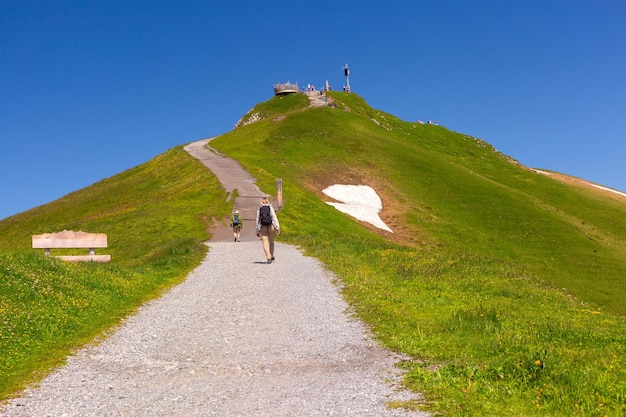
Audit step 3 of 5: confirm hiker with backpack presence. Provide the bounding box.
[256,197,280,264]
[230,210,243,242]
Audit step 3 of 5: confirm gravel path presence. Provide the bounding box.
[1,139,428,416]
[2,242,425,416]
[183,138,264,243]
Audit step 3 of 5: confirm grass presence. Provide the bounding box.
[0,146,229,398]
[337,247,626,415]
[211,92,626,415]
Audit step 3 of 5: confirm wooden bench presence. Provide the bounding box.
[32,230,111,263]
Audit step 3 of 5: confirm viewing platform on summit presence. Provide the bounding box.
[274,81,299,95]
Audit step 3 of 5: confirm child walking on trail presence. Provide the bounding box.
[230,210,242,242]
[256,198,280,263]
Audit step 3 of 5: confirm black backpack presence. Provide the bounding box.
[259,205,272,225]
[232,214,241,225]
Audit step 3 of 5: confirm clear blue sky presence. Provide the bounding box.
[2,0,625,220]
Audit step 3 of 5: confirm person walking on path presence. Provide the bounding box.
[230,210,243,242]
[256,197,280,263]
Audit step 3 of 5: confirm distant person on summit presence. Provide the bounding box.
[256,198,280,264]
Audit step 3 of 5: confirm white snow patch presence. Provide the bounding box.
[531,169,552,176]
[323,185,393,233]
[532,169,626,198]
[587,183,626,198]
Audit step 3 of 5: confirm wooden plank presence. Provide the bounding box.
[32,230,107,249]
[55,255,111,263]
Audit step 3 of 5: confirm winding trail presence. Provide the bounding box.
[0,139,427,416]
[184,139,265,242]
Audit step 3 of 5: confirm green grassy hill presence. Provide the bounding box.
[215,92,626,315]
[0,147,230,398]
[1,92,624,415]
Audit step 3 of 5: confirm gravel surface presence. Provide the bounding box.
[2,241,427,416]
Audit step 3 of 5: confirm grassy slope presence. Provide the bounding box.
[211,92,626,415]
[0,146,229,398]
[215,92,626,315]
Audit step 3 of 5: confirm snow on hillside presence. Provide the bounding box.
[323,185,393,233]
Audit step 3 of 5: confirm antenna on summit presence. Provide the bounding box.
[342,64,350,93]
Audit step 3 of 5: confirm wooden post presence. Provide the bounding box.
[276,178,283,210]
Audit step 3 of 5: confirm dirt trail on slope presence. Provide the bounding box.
[0,139,427,417]
[184,138,266,243]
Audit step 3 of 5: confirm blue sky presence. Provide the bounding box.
[2,0,625,220]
